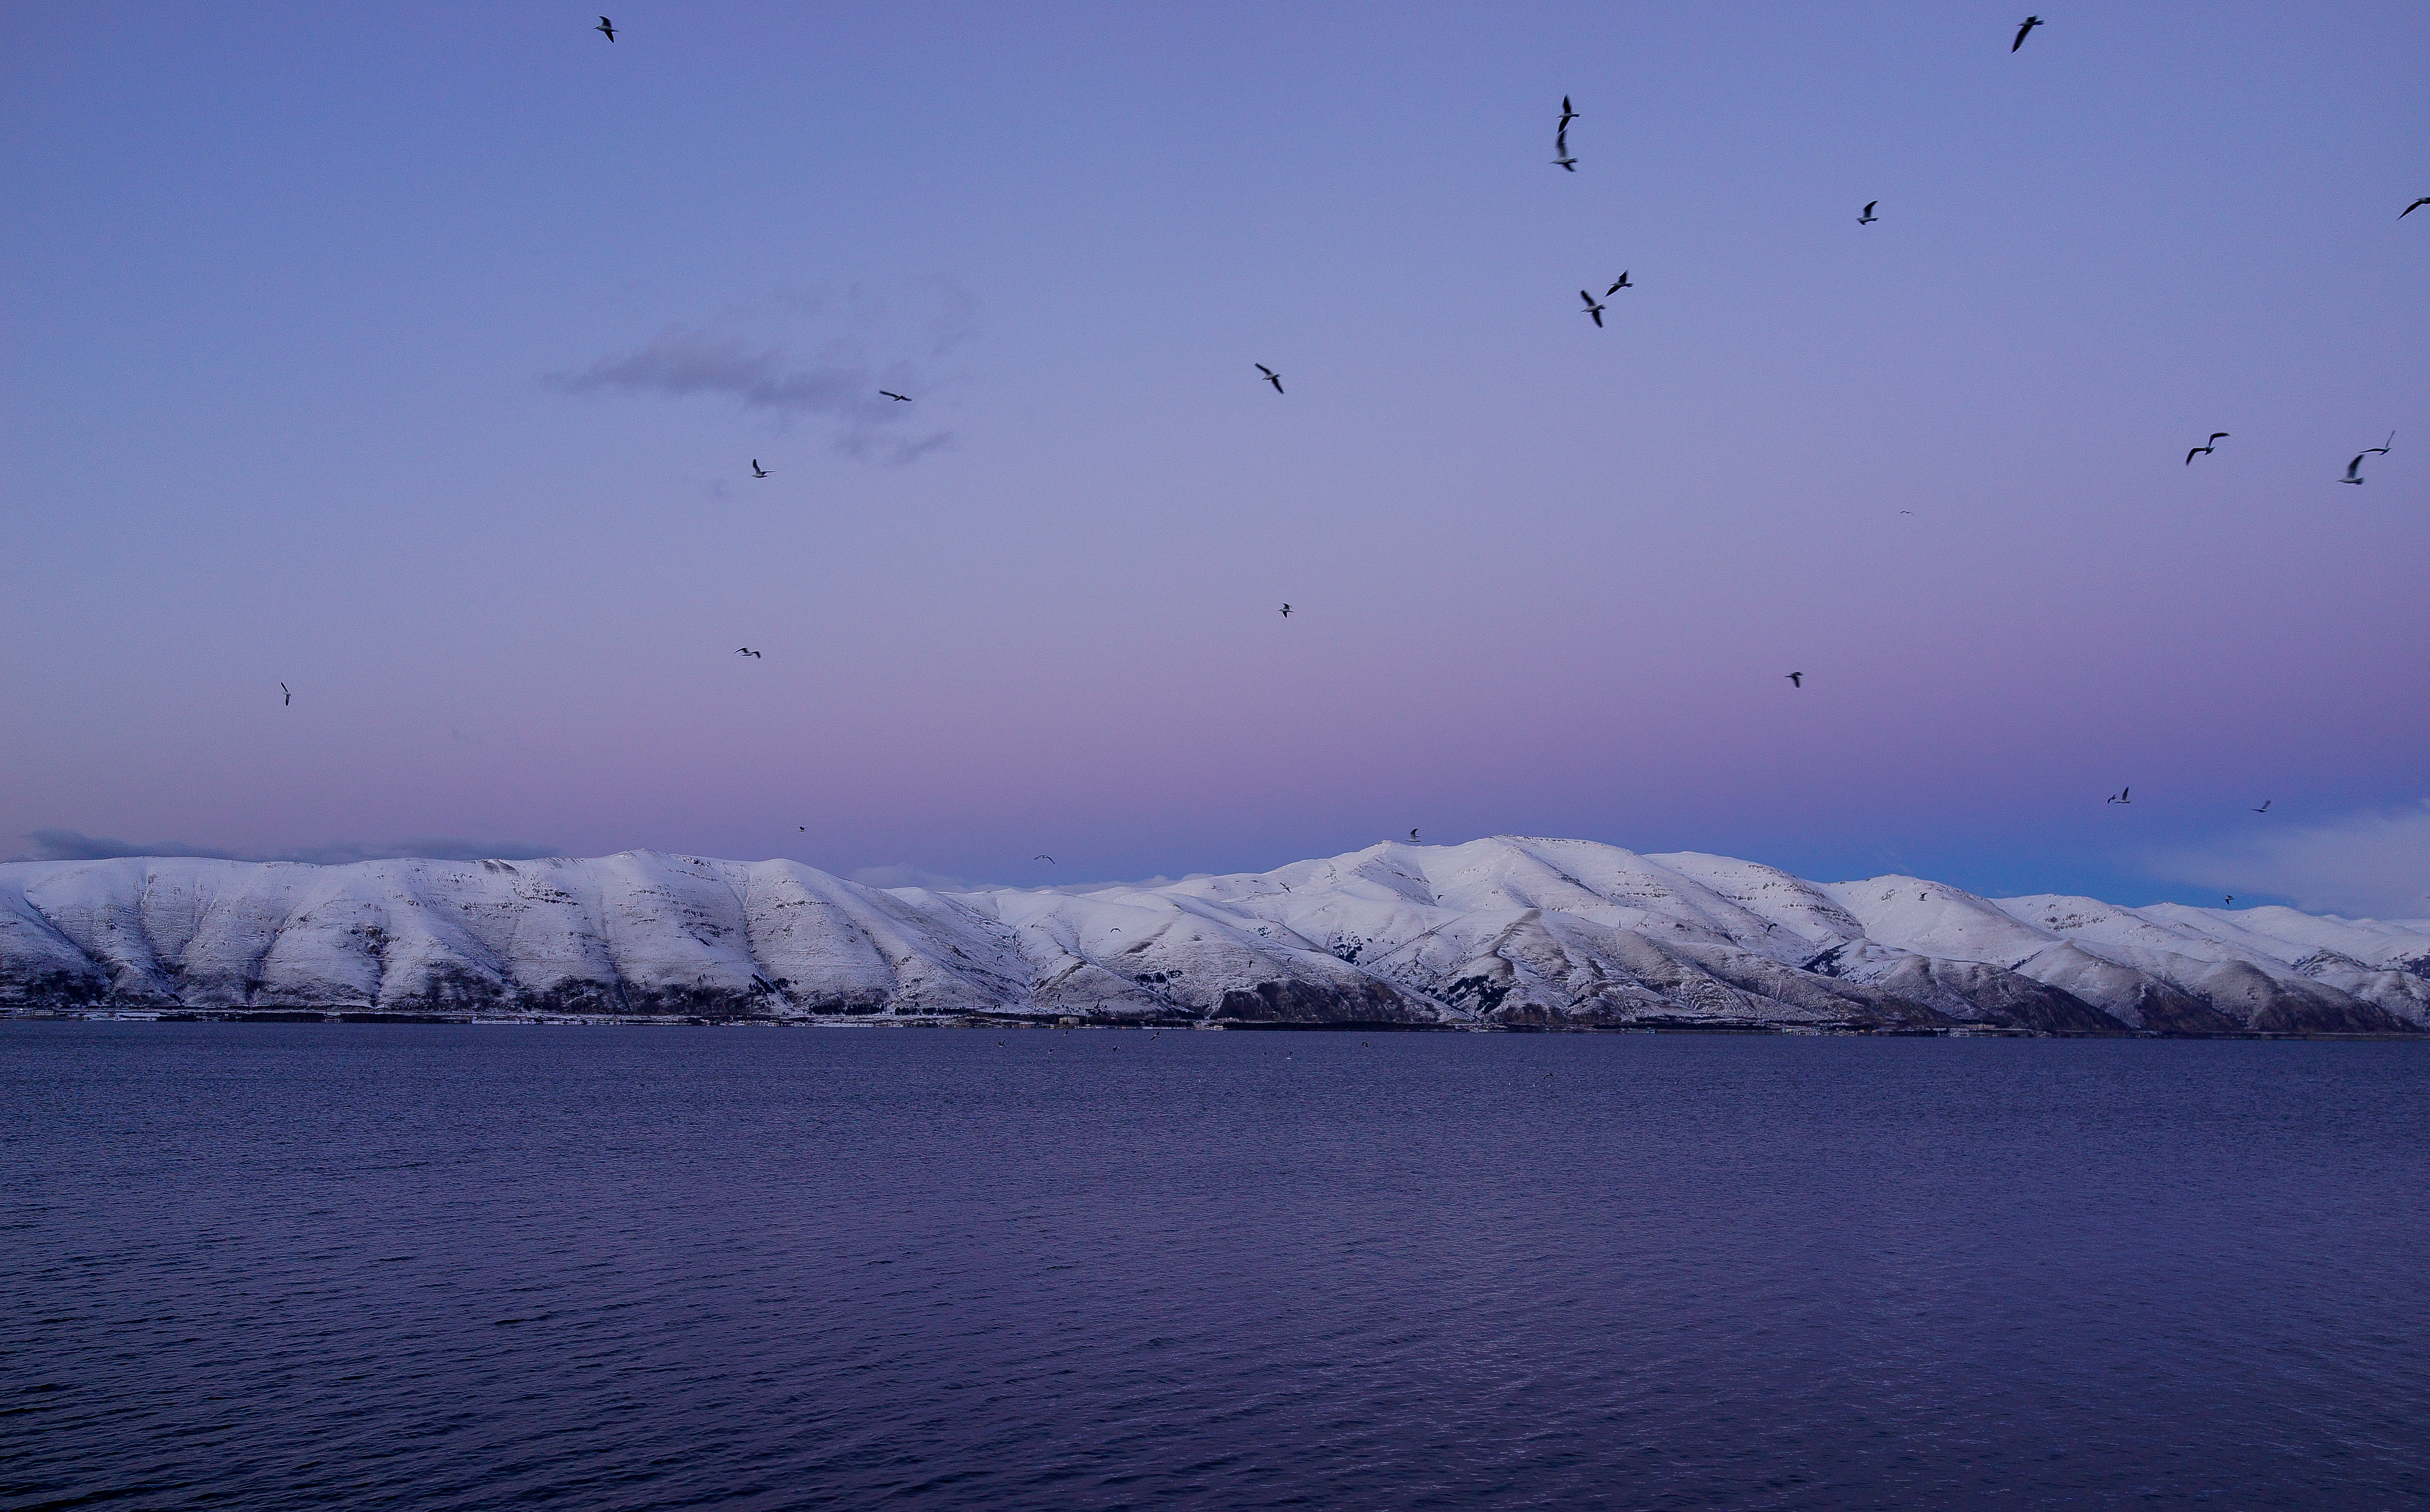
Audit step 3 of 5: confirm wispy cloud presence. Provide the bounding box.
[2148,801,2430,919]
[12,830,558,867]
[546,284,971,465]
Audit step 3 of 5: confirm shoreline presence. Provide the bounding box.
[8,1010,2420,1041]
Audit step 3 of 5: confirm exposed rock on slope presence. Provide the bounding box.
[4,839,2424,1033]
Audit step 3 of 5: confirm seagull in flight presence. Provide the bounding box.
[735,647,762,658]
[2185,433,2228,465]
[2224,895,2234,906]
[750,459,768,478]
[1580,290,1606,327]
[2107,787,2131,805]
[1605,272,1632,295]
[280,683,291,706]
[2402,198,2430,218]
[1409,828,1419,841]
[2339,437,2389,484]
[1557,96,1578,133]
[1858,201,1878,225]
[2251,800,2271,813]
[879,390,910,402]
[1785,672,1804,688]
[1034,854,1055,863]
[1279,603,1292,618]
[1255,364,1283,394]
[2012,15,2041,51]
[596,16,615,41]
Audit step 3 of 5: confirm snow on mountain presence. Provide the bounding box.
[4,839,2425,1033]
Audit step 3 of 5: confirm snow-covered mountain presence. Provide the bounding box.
[5,838,2426,1034]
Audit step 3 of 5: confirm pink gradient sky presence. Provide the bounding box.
[4,2,2425,905]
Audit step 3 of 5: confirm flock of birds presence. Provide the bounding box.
[269,15,2411,897]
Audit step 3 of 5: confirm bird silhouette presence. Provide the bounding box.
[2186,432,2228,464]
[1580,290,1606,327]
[2341,454,2370,484]
[1409,828,1419,841]
[2252,800,2271,813]
[280,683,290,706]
[1557,96,1578,132]
[1279,603,1292,618]
[879,390,910,402]
[750,459,768,478]
[1858,200,1878,224]
[2402,198,2430,218]
[1786,672,1803,688]
[1034,854,1055,863]
[596,16,615,41]
[1605,272,1632,294]
[735,647,761,658]
[2224,895,2234,906]
[1255,364,1283,394]
[2107,787,2131,804]
[2012,15,2041,50]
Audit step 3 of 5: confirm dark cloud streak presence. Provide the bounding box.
[546,283,971,465]
[13,830,560,867]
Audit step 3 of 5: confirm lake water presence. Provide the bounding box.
[3,1023,2426,1510]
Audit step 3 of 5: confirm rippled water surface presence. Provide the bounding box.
[4,1024,2427,1510]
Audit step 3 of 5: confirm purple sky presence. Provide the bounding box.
[5,3,2426,910]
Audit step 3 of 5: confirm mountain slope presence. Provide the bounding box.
[4,839,2424,1033]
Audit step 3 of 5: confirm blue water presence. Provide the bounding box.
[3,1024,2426,1511]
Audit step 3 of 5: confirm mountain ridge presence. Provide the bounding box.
[5,837,2424,1034]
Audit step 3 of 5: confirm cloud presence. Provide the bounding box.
[12,830,559,867]
[2147,801,2430,919]
[546,285,970,465]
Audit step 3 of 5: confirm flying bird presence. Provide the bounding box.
[2251,800,2271,813]
[2185,433,2229,465]
[1255,363,1283,394]
[1785,672,1806,688]
[2224,895,2234,906]
[750,459,768,478]
[1034,854,1055,863]
[2340,454,2371,484]
[2402,198,2430,218]
[1279,603,1292,618]
[1605,272,1632,295]
[1409,828,1419,841]
[2107,787,2131,805]
[735,647,762,658]
[2012,15,2041,50]
[280,683,290,706]
[1858,201,1878,225]
[596,16,615,41]
[878,391,910,402]
[1557,96,1578,132]
[1580,290,1606,327]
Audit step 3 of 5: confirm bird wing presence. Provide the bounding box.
[2404,199,2430,217]
[2348,455,2365,476]
[2187,449,2202,465]
[1863,201,1876,214]
[2210,433,2230,443]
[1256,364,1273,376]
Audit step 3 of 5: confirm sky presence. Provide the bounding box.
[4,2,2426,914]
